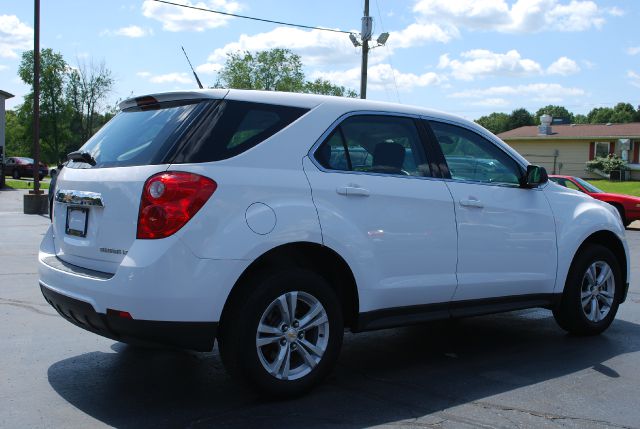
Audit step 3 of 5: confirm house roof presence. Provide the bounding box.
[498,122,640,140]
[0,90,14,99]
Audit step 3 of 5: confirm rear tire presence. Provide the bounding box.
[12,170,20,179]
[218,269,343,397]
[553,244,621,335]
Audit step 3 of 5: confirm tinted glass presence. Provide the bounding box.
[172,100,308,163]
[69,100,205,168]
[315,115,430,177]
[574,177,603,193]
[429,121,522,185]
[551,177,581,191]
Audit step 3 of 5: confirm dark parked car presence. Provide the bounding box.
[4,157,48,180]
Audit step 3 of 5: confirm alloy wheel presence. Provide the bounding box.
[580,260,615,323]
[255,291,329,381]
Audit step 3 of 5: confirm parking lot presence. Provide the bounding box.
[1,187,640,429]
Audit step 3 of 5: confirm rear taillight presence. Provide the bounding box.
[137,171,217,239]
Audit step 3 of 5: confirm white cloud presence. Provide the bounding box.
[205,26,369,68]
[0,64,7,71]
[101,26,153,38]
[0,15,33,58]
[547,56,580,75]
[437,49,543,80]
[142,0,242,32]
[312,64,444,92]
[413,0,611,34]
[138,71,193,84]
[388,23,455,48]
[629,71,640,88]
[195,62,222,74]
[115,25,153,38]
[607,6,624,17]
[451,83,585,103]
[437,49,581,80]
[627,46,640,56]
[470,98,510,107]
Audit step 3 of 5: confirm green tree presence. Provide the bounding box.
[4,109,29,157]
[573,114,588,124]
[217,48,357,97]
[302,78,358,98]
[18,48,70,163]
[66,59,114,143]
[475,112,511,134]
[587,107,613,123]
[535,105,574,124]
[509,107,534,129]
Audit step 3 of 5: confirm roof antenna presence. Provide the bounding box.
[181,46,203,89]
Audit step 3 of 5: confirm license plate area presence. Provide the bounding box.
[65,207,89,238]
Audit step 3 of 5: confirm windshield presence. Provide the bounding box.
[68,100,208,168]
[574,177,603,193]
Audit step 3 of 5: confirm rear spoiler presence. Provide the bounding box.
[118,89,229,111]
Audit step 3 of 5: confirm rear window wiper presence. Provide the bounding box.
[67,151,96,166]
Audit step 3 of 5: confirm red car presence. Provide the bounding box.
[3,157,48,180]
[549,175,640,227]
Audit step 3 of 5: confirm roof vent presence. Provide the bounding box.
[538,114,553,135]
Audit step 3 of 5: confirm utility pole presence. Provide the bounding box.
[360,0,371,99]
[349,0,388,99]
[33,0,41,194]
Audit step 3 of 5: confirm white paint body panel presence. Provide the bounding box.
[39,89,629,326]
[303,157,458,313]
[446,182,557,300]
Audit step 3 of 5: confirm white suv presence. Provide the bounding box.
[40,89,630,396]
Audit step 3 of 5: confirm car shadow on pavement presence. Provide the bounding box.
[47,309,640,429]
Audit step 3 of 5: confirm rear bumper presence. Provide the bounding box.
[41,283,217,351]
[39,225,249,322]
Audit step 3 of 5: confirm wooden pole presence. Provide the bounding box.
[33,0,41,194]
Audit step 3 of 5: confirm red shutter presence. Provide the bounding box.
[589,142,595,160]
[634,141,640,164]
[609,141,615,155]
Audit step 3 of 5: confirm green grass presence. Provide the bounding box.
[4,179,50,190]
[586,180,640,197]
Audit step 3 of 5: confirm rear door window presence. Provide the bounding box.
[314,115,431,177]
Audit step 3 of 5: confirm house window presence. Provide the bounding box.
[594,142,610,158]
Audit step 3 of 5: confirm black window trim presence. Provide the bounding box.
[308,110,439,181]
[421,117,537,189]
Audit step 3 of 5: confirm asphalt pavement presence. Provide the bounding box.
[1,187,640,429]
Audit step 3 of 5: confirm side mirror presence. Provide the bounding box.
[523,165,548,188]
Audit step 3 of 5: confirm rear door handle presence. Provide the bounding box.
[336,186,370,197]
[459,198,483,208]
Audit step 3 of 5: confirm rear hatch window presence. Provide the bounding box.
[66,99,309,169]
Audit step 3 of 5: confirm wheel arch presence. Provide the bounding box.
[569,230,628,291]
[219,241,360,333]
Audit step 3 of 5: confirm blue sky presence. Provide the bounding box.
[1,0,638,120]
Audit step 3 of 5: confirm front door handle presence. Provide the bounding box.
[459,198,483,208]
[336,186,370,197]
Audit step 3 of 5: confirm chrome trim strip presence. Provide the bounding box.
[41,255,114,280]
[55,189,104,207]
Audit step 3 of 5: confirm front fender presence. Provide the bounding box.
[544,185,629,294]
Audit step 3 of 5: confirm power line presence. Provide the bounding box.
[152,0,352,34]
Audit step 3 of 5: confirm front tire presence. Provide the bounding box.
[553,244,621,335]
[219,269,343,397]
